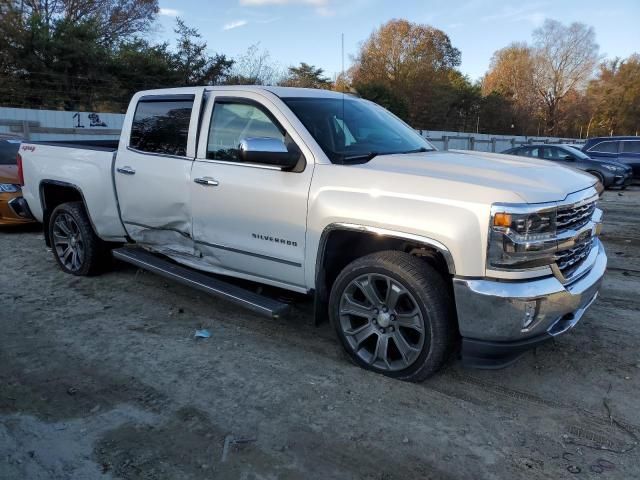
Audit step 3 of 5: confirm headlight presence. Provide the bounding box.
[602,165,618,172]
[0,183,21,193]
[487,207,557,270]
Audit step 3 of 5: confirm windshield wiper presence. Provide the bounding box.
[340,148,431,163]
[401,147,432,154]
[341,152,379,163]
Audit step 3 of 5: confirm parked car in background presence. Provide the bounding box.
[582,137,640,180]
[0,137,36,226]
[502,144,632,189]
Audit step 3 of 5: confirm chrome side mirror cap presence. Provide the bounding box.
[238,137,300,169]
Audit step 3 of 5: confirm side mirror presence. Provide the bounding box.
[563,155,575,161]
[238,137,300,169]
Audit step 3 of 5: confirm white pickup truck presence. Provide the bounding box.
[17,86,607,381]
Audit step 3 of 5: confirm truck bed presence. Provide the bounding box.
[20,140,128,242]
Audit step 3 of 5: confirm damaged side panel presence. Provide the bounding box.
[124,221,195,258]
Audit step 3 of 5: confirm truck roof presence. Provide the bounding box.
[135,85,351,100]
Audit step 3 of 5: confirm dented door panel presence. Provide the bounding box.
[114,89,205,257]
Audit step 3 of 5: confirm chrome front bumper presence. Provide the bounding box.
[453,240,607,367]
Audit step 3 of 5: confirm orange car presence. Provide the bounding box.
[0,138,35,226]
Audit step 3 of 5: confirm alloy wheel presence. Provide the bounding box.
[52,213,85,272]
[338,273,426,371]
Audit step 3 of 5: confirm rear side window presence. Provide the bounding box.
[521,147,541,157]
[622,141,640,153]
[130,97,194,156]
[588,141,618,154]
[542,147,564,160]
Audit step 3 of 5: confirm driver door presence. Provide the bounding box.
[190,92,314,291]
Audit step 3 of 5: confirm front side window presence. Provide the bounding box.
[207,102,285,162]
[622,141,640,153]
[130,98,194,156]
[588,141,618,154]
[283,97,434,163]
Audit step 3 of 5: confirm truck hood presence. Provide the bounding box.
[359,150,596,204]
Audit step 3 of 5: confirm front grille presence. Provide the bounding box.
[556,199,597,232]
[555,236,594,279]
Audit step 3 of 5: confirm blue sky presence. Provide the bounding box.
[152,0,640,82]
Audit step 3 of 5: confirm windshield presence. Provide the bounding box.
[564,145,591,160]
[282,97,435,163]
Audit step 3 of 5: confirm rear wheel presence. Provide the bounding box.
[49,201,107,276]
[329,251,455,382]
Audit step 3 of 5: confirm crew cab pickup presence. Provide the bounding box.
[18,86,607,381]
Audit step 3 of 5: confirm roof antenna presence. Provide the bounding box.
[341,32,345,164]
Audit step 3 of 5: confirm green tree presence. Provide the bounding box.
[173,18,233,86]
[532,19,600,135]
[354,82,409,120]
[351,19,461,127]
[225,43,282,85]
[586,55,640,136]
[482,43,539,135]
[280,62,331,89]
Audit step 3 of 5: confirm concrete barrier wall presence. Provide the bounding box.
[0,107,585,150]
[0,107,123,141]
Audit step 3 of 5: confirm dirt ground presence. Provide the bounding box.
[1,187,639,480]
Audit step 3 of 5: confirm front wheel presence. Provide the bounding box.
[329,251,455,382]
[49,201,107,276]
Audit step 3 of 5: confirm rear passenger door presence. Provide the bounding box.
[115,90,204,257]
[620,140,640,176]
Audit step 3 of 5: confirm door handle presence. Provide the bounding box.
[194,177,219,186]
[117,166,136,175]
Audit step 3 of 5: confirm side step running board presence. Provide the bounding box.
[112,247,290,319]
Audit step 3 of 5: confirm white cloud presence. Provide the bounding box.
[239,0,331,16]
[480,3,548,26]
[223,19,249,30]
[158,7,180,16]
[240,0,327,5]
[315,6,335,16]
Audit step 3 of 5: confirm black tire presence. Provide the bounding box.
[329,251,455,382]
[49,201,107,276]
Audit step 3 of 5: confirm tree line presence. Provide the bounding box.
[1,1,638,137]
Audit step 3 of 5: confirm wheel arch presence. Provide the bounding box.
[586,169,606,185]
[39,180,97,247]
[313,223,456,324]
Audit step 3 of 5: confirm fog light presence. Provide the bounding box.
[522,301,538,329]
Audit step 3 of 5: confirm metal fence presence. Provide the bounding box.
[418,130,584,153]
